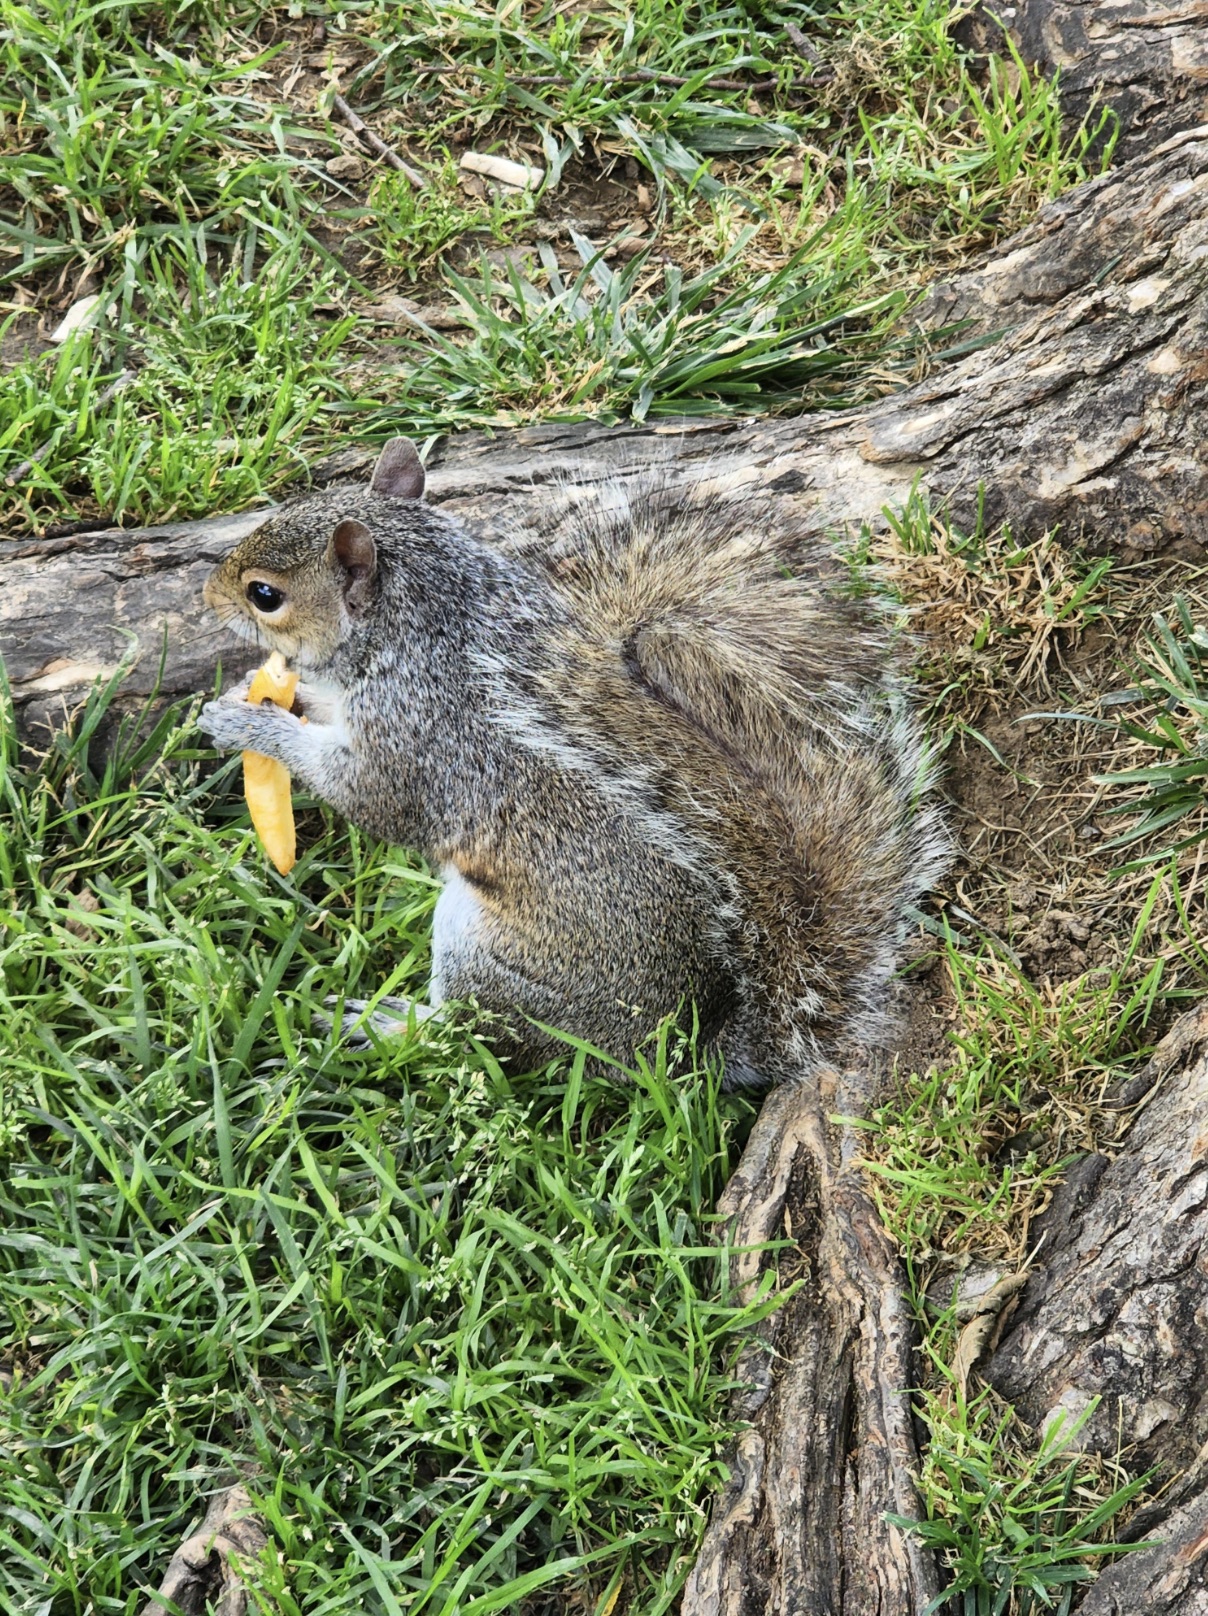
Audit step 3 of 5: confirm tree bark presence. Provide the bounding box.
[956,0,1208,163]
[4,15,1208,1615]
[983,1003,1208,1616]
[139,1486,268,1616]
[1076,1486,1208,1615]
[988,1003,1208,1474]
[681,1070,941,1616]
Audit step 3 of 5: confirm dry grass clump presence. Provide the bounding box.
[861,496,1208,1012]
[869,491,1115,706]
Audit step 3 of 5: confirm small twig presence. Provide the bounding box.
[330,92,428,188]
[6,369,132,488]
[412,63,834,93]
[460,150,544,190]
[783,21,825,65]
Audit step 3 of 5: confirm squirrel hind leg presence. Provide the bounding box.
[715,1021,803,1091]
[717,1052,773,1092]
[314,993,434,1049]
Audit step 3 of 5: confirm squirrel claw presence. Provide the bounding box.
[313,994,427,1048]
[198,693,289,753]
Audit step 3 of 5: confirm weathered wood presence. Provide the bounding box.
[0,508,267,743]
[957,0,1208,163]
[682,1073,941,1614]
[977,1005,1208,1613]
[140,1486,267,1616]
[1076,1485,1208,1614]
[989,1003,1208,1474]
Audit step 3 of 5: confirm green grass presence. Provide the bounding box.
[0,0,328,284]
[353,0,810,161]
[1043,597,1208,871]
[859,920,1165,1263]
[856,481,1116,703]
[854,919,1170,1610]
[0,654,1174,1616]
[1,0,1116,530]
[1,237,355,529]
[362,222,909,429]
[0,667,771,1615]
[351,0,1109,204]
[893,1395,1151,1616]
[371,156,537,281]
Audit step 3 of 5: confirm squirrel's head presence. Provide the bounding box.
[203,438,427,666]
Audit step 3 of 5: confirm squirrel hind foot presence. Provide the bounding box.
[314,993,432,1049]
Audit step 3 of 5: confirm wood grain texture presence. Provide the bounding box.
[682,1071,940,1615]
[982,1004,1208,1615]
[1076,1486,1208,1615]
[957,0,1208,163]
[989,1002,1208,1457]
[140,1486,267,1616]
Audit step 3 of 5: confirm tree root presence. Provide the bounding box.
[140,1486,268,1616]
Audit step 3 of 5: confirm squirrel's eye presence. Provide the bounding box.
[246,580,285,613]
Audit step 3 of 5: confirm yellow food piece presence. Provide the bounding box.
[243,651,299,875]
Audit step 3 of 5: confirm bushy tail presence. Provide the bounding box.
[524,481,951,1069]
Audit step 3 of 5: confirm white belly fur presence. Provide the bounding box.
[429,865,487,1004]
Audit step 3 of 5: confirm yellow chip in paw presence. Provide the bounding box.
[243,651,299,875]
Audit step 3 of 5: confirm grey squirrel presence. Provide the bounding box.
[198,438,947,1084]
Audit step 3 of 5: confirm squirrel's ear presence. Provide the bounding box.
[370,438,426,501]
[330,518,378,615]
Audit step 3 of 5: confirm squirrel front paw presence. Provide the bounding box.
[198,691,296,756]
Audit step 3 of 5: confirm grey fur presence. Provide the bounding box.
[199,440,948,1084]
